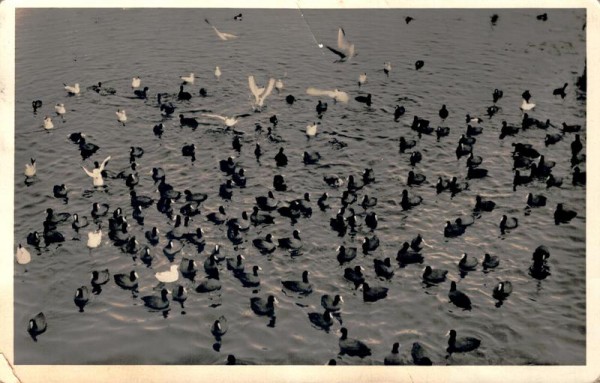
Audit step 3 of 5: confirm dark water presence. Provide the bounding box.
[14,8,586,365]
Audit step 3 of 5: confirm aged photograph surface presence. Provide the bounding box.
[13,8,585,365]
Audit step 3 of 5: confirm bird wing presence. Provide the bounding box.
[221,32,238,40]
[257,78,276,106]
[333,89,349,103]
[325,45,346,59]
[248,76,262,103]
[82,166,94,178]
[337,27,349,50]
[201,113,227,122]
[99,156,111,172]
[306,87,335,98]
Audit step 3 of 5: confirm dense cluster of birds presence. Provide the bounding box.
[19,10,586,365]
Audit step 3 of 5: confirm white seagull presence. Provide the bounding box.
[55,103,66,117]
[205,18,238,41]
[275,79,284,93]
[383,62,392,77]
[116,109,127,125]
[215,66,222,80]
[82,156,111,187]
[306,87,349,103]
[306,122,319,137]
[24,158,36,177]
[358,73,367,87]
[326,27,356,62]
[16,244,31,265]
[155,264,179,283]
[64,83,80,95]
[520,99,536,111]
[87,228,102,249]
[43,116,54,130]
[201,113,250,128]
[132,76,141,89]
[248,75,276,109]
[180,73,195,85]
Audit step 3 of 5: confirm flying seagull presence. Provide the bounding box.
[205,18,238,41]
[248,75,276,109]
[326,27,356,62]
[306,87,349,103]
[201,113,251,127]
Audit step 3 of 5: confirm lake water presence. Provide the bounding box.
[14,8,586,365]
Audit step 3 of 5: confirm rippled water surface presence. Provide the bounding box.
[14,8,586,365]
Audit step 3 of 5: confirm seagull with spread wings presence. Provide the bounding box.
[205,18,238,41]
[248,75,276,109]
[201,113,251,128]
[306,87,349,103]
[326,27,356,62]
[82,156,111,187]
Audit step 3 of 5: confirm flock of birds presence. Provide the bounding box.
[17,11,586,365]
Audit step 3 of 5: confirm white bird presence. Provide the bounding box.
[132,76,141,89]
[155,264,179,283]
[306,87,349,103]
[116,109,127,125]
[325,27,356,62]
[55,103,66,116]
[16,244,31,265]
[87,228,102,249]
[24,158,36,177]
[43,116,54,130]
[201,113,248,127]
[275,79,284,93]
[248,75,276,109]
[358,73,367,87]
[205,18,238,41]
[82,156,111,187]
[64,83,80,95]
[520,99,536,111]
[180,73,195,85]
[383,62,392,77]
[215,66,222,80]
[306,122,319,137]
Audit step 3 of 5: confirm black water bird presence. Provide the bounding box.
[439,105,448,120]
[554,203,577,224]
[355,93,372,106]
[447,330,480,354]
[282,270,312,294]
[338,328,371,358]
[482,253,499,269]
[374,257,394,279]
[177,86,192,101]
[448,281,471,310]
[422,266,447,283]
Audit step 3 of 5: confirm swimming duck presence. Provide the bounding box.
[142,288,170,310]
[250,295,277,317]
[422,266,447,283]
[74,286,89,312]
[308,310,334,331]
[114,270,138,290]
[338,327,371,358]
[359,282,388,302]
[500,215,518,234]
[448,281,471,310]
[374,257,394,279]
[447,330,480,353]
[492,281,512,300]
[554,203,577,224]
[321,294,344,312]
[282,270,312,294]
